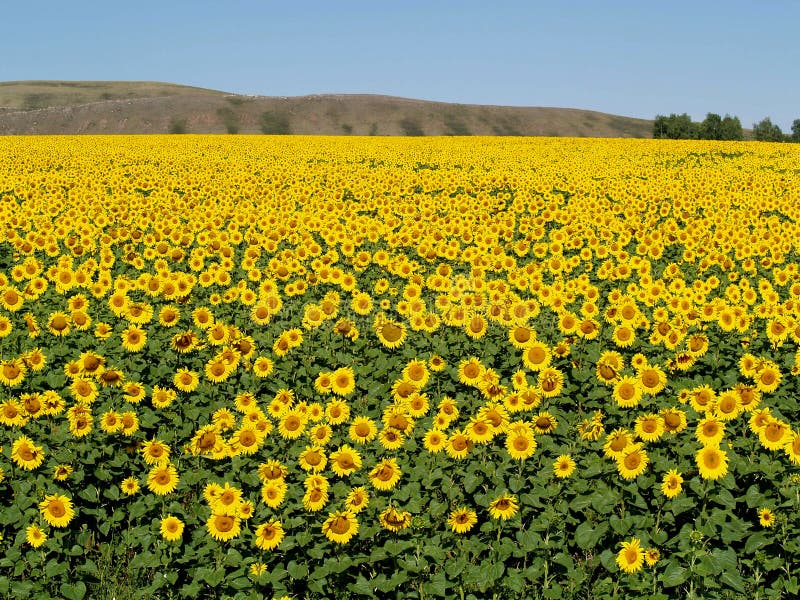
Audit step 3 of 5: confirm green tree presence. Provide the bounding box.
[699,113,723,140]
[653,113,697,139]
[260,110,291,134]
[719,115,743,140]
[790,119,800,142]
[752,117,783,142]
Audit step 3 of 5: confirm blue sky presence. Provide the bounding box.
[3,1,798,130]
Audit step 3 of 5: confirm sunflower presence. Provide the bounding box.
[521,342,551,372]
[696,446,728,480]
[0,399,26,427]
[330,367,356,396]
[612,377,643,408]
[349,416,378,444]
[634,413,664,443]
[488,494,519,520]
[754,363,781,393]
[759,418,790,450]
[252,356,274,378]
[298,446,327,473]
[448,507,478,534]
[254,520,285,550]
[47,312,71,336]
[207,513,241,542]
[325,399,351,425]
[505,430,537,460]
[661,407,687,435]
[330,445,362,477]
[0,357,28,388]
[443,430,472,459]
[160,515,185,542]
[617,444,649,480]
[784,431,800,465]
[322,511,359,544]
[39,493,75,528]
[457,357,484,385]
[616,538,645,574]
[142,439,171,466]
[121,477,140,496]
[379,506,412,531]
[660,469,683,498]
[275,410,305,440]
[644,548,661,567]
[375,319,407,349]
[261,479,287,508]
[53,464,73,481]
[533,412,558,435]
[345,487,370,514]
[537,367,564,398]
[369,458,402,491]
[26,524,47,548]
[121,326,147,352]
[423,429,446,453]
[303,486,329,512]
[11,435,45,470]
[465,417,493,444]
[758,508,775,528]
[147,463,180,495]
[173,368,200,392]
[638,365,667,395]
[553,454,576,478]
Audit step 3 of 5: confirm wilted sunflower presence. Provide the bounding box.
[379,506,412,532]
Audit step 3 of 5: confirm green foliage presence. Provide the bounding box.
[260,110,291,134]
[790,119,800,143]
[653,113,698,139]
[752,117,783,142]
[216,107,240,134]
[399,118,424,136]
[168,118,188,134]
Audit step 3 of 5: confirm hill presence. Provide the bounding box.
[0,81,653,137]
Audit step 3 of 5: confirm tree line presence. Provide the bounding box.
[653,113,800,142]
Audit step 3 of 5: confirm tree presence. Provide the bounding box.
[700,113,723,140]
[719,115,743,140]
[653,113,698,139]
[791,119,800,143]
[752,117,783,142]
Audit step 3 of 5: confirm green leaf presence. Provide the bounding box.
[575,521,607,549]
[427,570,449,597]
[720,570,746,594]
[60,582,87,600]
[45,559,68,578]
[662,561,688,587]
[745,532,769,554]
[287,561,309,580]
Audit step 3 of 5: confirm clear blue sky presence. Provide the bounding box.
[3,1,798,130]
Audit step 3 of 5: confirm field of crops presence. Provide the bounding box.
[1,135,799,599]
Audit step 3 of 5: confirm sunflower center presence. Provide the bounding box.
[382,323,402,342]
[610,435,628,452]
[512,436,529,451]
[215,516,234,532]
[703,451,720,468]
[624,452,641,470]
[240,430,256,447]
[641,370,659,388]
[330,516,351,535]
[765,423,784,442]
[48,501,66,517]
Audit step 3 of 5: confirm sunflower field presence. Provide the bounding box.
[1,135,800,599]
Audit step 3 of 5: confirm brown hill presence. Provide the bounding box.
[0,81,653,137]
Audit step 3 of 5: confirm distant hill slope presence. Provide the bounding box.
[0,81,653,137]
